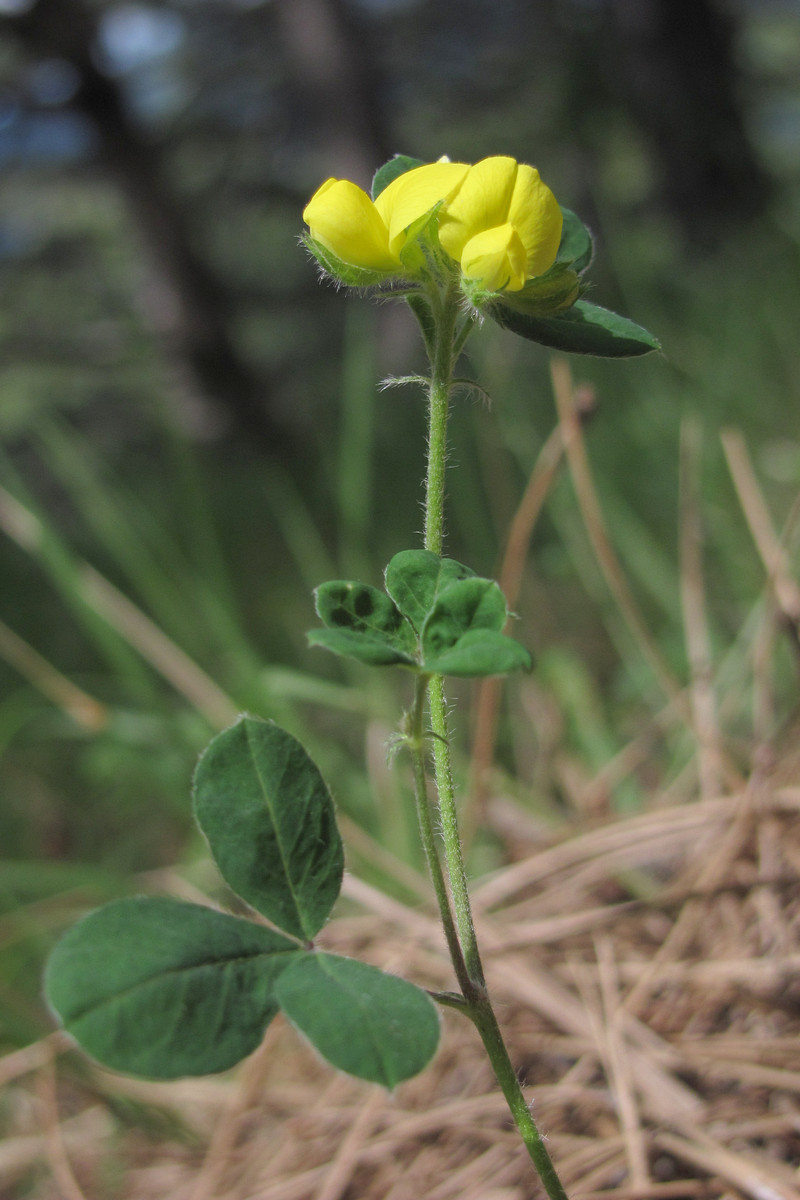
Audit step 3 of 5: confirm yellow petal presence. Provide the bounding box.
[303,178,398,271]
[438,156,518,259]
[460,223,528,292]
[375,162,469,255]
[508,165,562,279]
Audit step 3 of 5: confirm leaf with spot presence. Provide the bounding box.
[420,576,531,677]
[310,555,531,678]
[421,576,507,655]
[193,717,344,940]
[309,579,417,667]
[45,897,302,1078]
[387,552,531,676]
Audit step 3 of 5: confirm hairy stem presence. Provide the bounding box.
[423,281,459,556]
[408,283,569,1200]
[407,674,471,996]
[469,998,570,1200]
[426,673,485,986]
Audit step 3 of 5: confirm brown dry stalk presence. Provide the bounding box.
[0,483,239,729]
[0,1032,68,1089]
[0,617,108,731]
[549,357,683,708]
[678,418,724,799]
[311,1094,384,1200]
[721,427,800,633]
[187,1021,287,1200]
[655,1128,800,1200]
[37,1058,90,1200]
[468,420,567,828]
[595,937,649,1190]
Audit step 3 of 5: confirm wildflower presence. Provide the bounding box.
[303,161,468,278]
[438,156,562,293]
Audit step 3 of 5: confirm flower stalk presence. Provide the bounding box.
[412,281,569,1200]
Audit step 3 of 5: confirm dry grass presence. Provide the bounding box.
[4,774,800,1200]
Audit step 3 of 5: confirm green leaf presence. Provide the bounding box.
[384,550,475,633]
[371,154,426,200]
[383,552,530,677]
[275,952,440,1088]
[311,579,418,669]
[193,717,343,940]
[315,580,417,657]
[421,577,508,660]
[424,628,532,677]
[556,207,594,273]
[45,897,301,1079]
[307,627,416,667]
[491,299,661,358]
[311,555,530,678]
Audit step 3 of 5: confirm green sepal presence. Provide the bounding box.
[371,154,426,200]
[424,628,532,677]
[193,717,344,940]
[45,897,302,1079]
[274,951,440,1088]
[302,234,398,289]
[490,298,661,358]
[556,207,594,273]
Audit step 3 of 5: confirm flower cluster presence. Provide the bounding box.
[303,155,565,302]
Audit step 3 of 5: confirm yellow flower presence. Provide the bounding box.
[303,162,469,275]
[438,157,562,292]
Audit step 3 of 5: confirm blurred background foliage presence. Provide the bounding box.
[0,0,799,1051]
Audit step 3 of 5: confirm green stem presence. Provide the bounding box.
[427,672,484,985]
[407,674,471,997]
[469,999,570,1200]
[424,280,459,556]
[422,280,485,986]
[408,282,569,1200]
